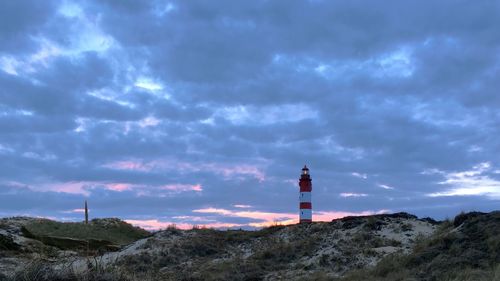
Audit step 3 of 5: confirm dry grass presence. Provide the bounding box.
[335,211,500,281]
[24,219,149,246]
[5,211,499,281]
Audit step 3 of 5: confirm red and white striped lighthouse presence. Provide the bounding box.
[299,165,312,223]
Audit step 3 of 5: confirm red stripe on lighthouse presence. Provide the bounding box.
[300,202,312,209]
[300,185,312,192]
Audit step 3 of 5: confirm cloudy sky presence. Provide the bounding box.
[1,0,499,230]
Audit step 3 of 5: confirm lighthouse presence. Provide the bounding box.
[299,165,312,223]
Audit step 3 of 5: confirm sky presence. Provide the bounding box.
[1,0,500,230]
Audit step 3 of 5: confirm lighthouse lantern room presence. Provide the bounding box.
[299,165,312,223]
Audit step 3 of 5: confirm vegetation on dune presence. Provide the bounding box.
[16,218,150,255]
[333,211,500,281]
[23,218,150,247]
[116,217,425,280]
[113,212,500,281]
[0,234,20,251]
[2,211,499,281]
[1,260,135,281]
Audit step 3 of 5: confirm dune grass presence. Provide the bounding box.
[332,212,500,281]
[24,218,149,246]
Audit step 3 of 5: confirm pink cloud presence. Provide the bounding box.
[173,162,266,182]
[102,160,153,172]
[200,222,244,228]
[208,164,266,182]
[103,159,266,182]
[161,184,202,192]
[34,181,135,195]
[193,208,391,228]
[313,210,390,221]
[125,219,192,231]
[38,181,91,195]
[106,183,133,191]
[30,179,202,196]
[193,208,296,226]
[125,219,243,231]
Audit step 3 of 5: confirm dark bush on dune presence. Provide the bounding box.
[0,234,20,251]
[453,211,486,227]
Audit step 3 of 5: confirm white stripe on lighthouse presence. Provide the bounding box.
[300,209,312,220]
[300,192,311,202]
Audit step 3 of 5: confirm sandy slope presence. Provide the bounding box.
[1,213,438,280]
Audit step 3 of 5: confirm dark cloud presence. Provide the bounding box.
[0,0,58,53]
[0,1,499,227]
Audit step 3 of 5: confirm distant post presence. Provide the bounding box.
[85,200,89,224]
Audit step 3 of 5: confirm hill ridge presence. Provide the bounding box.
[1,211,499,281]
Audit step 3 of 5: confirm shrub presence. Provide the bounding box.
[363,217,381,231]
[401,223,413,232]
[0,234,20,251]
